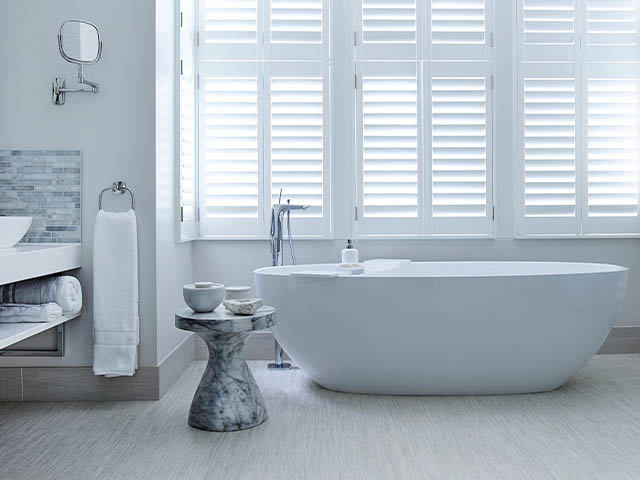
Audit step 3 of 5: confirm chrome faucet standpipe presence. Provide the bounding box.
[268,191,309,370]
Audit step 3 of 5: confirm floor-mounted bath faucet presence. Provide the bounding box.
[268,192,309,370]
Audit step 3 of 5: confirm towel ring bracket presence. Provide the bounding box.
[98,181,135,210]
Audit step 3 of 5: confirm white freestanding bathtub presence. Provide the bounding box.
[254,261,628,395]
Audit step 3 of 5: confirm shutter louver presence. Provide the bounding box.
[431,76,487,218]
[203,0,258,60]
[524,77,577,218]
[587,78,639,217]
[204,0,257,44]
[362,0,416,44]
[523,0,575,46]
[431,0,485,46]
[270,76,324,219]
[358,0,417,61]
[362,76,418,219]
[270,0,322,44]
[202,75,260,235]
[522,0,575,61]
[586,0,639,61]
[587,0,637,47]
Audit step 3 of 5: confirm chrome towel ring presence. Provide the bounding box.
[98,181,135,210]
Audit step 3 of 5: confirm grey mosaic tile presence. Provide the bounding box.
[0,150,82,244]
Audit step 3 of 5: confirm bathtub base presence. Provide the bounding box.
[313,380,569,396]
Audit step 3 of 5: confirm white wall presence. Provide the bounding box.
[0,0,191,368]
[155,0,192,362]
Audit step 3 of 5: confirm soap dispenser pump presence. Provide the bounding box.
[341,238,359,265]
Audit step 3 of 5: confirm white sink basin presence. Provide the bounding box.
[0,216,33,248]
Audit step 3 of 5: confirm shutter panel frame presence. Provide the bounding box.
[516,61,581,236]
[429,60,493,235]
[355,61,423,236]
[263,61,331,237]
[199,61,264,237]
[581,62,640,235]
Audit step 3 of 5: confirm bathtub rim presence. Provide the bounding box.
[254,261,628,279]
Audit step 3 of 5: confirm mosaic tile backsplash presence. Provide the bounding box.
[0,150,82,243]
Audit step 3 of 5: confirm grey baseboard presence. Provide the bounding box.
[158,335,195,398]
[0,335,195,402]
[196,327,640,362]
[598,326,640,354]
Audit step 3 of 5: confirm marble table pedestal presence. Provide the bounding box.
[175,306,276,432]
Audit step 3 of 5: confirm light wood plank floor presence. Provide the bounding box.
[2,355,640,480]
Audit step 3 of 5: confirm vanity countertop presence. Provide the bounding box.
[0,243,82,285]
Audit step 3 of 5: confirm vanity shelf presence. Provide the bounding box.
[0,243,83,353]
[0,312,81,350]
[0,243,82,285]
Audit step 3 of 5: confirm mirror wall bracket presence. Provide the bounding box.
[52,65,99,105]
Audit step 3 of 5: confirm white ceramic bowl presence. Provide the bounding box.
[183,282,224,313]
[0,216,33,249]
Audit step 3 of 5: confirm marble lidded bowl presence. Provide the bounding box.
[183,282,225,313]
[224,286,252,300]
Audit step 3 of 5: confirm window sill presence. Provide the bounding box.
[192,234,497,241]
[515,234,640,240]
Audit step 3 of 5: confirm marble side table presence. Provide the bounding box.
[175,305,276,432]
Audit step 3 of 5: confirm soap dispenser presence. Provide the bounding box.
[341,239,359,265]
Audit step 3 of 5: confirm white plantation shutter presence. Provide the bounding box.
[518,65,579,235]
[521,0,576,61]
[197,0,330,237]
[586,0,639,61]
[357,0,418,60]
[518,0,640,236]
[202,0,259,60]
[356,62,420,235]
[356,0,492,236]
[180,0,197,240]
[266,0,329,61]
[582,65,640,234]
[264,62,330,235]
[431,0,485,45]
[587,78,638,217]
[270,0,322,44]
[200,63,262,236]
[430,63,491,234]
[429,0,488,61]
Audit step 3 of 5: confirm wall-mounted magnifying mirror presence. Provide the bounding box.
[52,20,103,105]
[59,20,102,64]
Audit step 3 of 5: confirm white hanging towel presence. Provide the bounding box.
[93,209,139,377]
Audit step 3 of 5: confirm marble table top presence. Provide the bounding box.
[175,305,275,334]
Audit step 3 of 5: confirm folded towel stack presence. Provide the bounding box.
[0,303,63,323]
[0,275,82,314]
[0,275,82,323]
